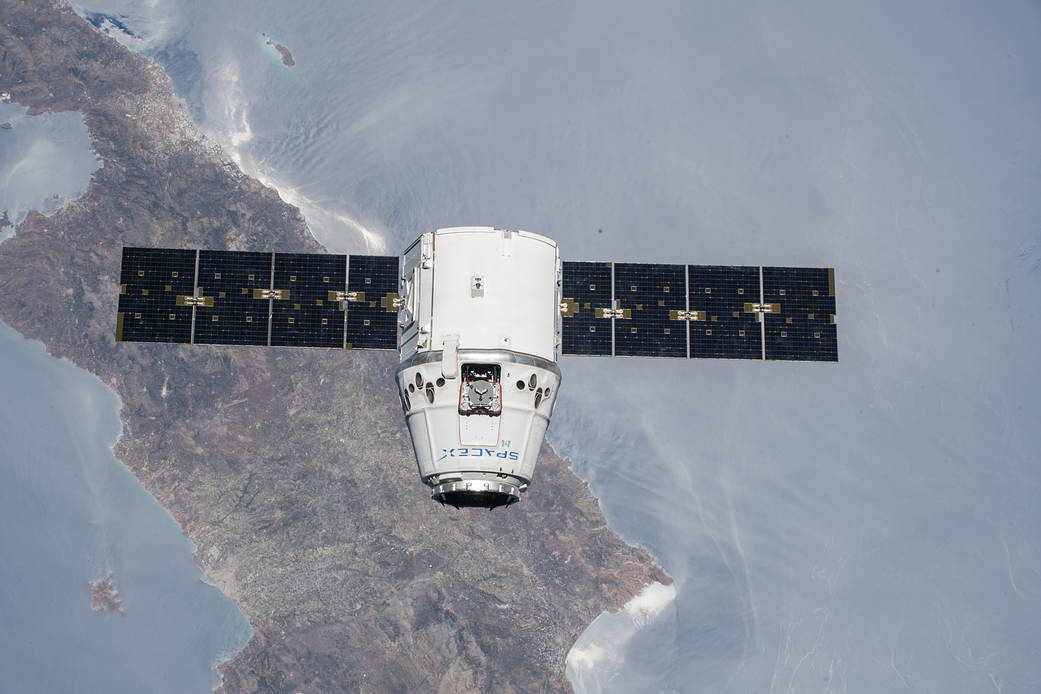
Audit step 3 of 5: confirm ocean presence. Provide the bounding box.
[37,1,1041,690]
[0,105,250,692]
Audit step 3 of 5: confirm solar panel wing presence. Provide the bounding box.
[560,261,614,356]
[116,247,197,344]
[613,263,687,358]
[271,253,348,348]
[193,250,272,346]
[688,265,763,360]
[762,267,838,361]
[345,255,399,350]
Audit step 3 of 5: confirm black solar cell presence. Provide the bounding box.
[345,255,399,350]
[762,267,838,361]
[688,265,763,360]
[560,261,614,356]
[271,253,348,348]
[613,263,687,358]
[193,250,272,346]
[116,247,197,344]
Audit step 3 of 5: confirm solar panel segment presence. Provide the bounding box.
[762,266,838,361]
[271,253,348,348]
[193,250,272,346]
[116,247,196,344]
[560,261,613,356]
[561,261,838,362]
[613,263,687,358]
[345,255,400,349]
[688,265,762,360]
[115,248,399,350]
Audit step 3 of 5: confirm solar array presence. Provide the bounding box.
[116,247,400,349]
[117,248,837,361]
[561,261,838,361]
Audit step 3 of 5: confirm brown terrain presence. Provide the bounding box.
[0,1,665,692]
[90,573,125,615]
[263,34,295,68]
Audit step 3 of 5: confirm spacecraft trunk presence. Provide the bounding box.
[396,227,561,508]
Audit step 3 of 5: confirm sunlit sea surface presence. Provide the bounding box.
[0,106,250,692]
[54,2,1041,691]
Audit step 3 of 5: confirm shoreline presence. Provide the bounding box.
[0,3,668,691]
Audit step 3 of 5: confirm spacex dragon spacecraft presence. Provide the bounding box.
[396,227,561,508]
[115,226,838,509]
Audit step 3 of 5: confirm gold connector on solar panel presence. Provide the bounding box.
[253,288,289,300]
[669,310,705,321]
[559,298,579,317]
[176,294,214,307]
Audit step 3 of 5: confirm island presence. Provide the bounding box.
[90,574,125,615]
[262,33,295,67]
[0,1,667,691]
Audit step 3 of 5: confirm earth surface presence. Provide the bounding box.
[2,1,1041,693]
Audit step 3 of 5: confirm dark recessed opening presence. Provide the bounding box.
[437,491,515,510]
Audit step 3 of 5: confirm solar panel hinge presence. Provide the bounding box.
[380,293,402,311]
[595,307,630,319]
[746,302,780,314]
[176,294,214,307]
[670,310,706,321]
[253,289,289,300]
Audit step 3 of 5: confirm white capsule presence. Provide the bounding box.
[396,227,561,508]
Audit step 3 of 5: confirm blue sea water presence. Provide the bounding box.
[0,323,251,692]
[0,101,102,239]
[0,103,249,691]
[68,1,1041,691]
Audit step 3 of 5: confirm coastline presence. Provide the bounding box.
[0,319,252,692]
[0,2,668,691]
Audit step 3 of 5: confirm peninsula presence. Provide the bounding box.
[0,2,666,691]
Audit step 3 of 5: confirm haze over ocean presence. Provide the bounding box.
[0,319,251,692]
[0,101,251,691]
[0,102,101,236]
[70,1,1041,691]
